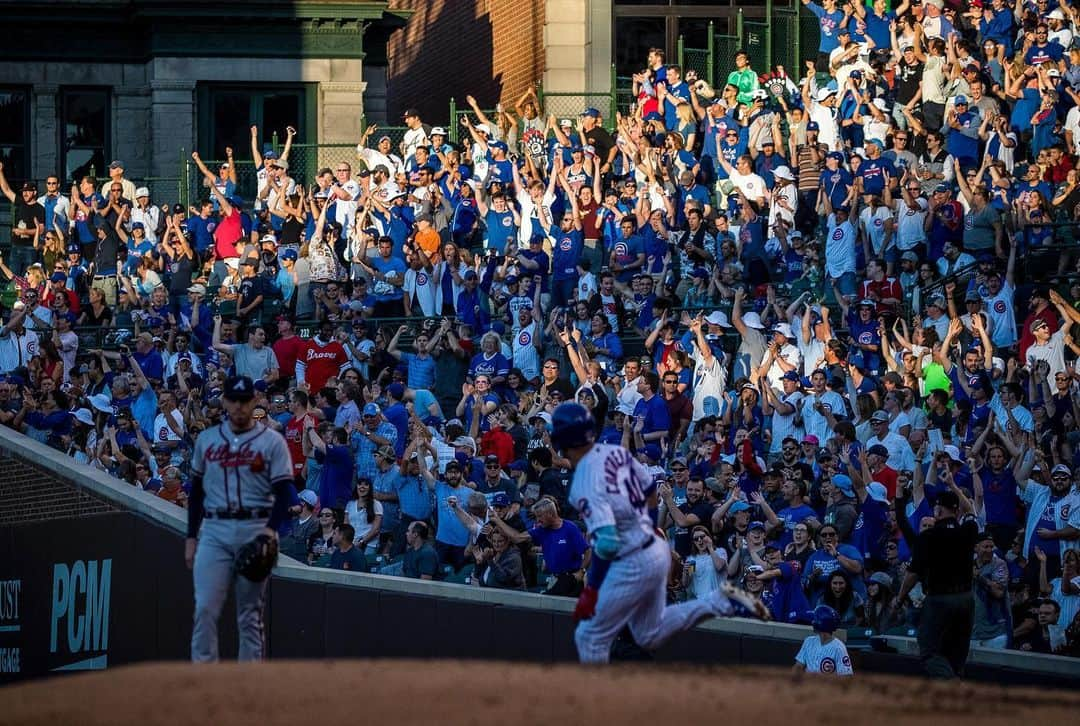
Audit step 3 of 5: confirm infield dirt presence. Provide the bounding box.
[1,660,1078,725]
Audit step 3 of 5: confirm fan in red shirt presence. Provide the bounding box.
[857,259,903,316]
[296,320,350,392]
[284,390,316,481]
[1017,287,1059,363]
[43,272,81,314]
[272,316,305,382]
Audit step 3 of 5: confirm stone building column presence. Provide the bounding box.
[148,80,195,187]
[32,85,59,181]
[544,0,612,94]
[115,85,152,181]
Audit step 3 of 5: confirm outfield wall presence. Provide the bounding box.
[1,428,1078,686]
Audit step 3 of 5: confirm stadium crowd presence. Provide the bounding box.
[2,0,1080,659]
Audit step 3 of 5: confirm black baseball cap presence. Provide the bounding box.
[223,375,256,402]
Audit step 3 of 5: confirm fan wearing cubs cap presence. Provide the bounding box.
[793,605,854,677]
[550,401,768,664]
[185,374,294,663]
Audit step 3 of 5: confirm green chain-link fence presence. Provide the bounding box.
[712,31,743,90]
[615,75,636,118]
[772,7,802,74]
[742,16,771,76]
[540,92,618,129]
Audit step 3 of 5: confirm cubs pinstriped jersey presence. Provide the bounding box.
[794,635,854,675]
[191,422,293,512]
[569,443,655,558]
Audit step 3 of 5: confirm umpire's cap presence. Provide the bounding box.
[223,375,256,402]
[550,402,595,452]
[810,605,840,633]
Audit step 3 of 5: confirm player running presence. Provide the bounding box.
[550,402,769,664]
[792,605,854,677]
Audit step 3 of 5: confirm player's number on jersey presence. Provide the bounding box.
[606,471,647,512]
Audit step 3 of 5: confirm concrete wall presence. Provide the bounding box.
[543,0,612,94]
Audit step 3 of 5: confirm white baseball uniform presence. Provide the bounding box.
[794,635,854,675]
[570,443,732,663]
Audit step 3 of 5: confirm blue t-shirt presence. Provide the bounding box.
[435,481,472,546]
[400,352,437,390]
[980,465,1019,526]
[851,496,888,563]
[632,394,671,438]
[807,3,846,53]
[484,209,518,253]
[530,520,588,575]
[858,158,895,197]
[316,444,354,509]
[370,256,407,302]
[760,562,810,624]
[548,225,583,280]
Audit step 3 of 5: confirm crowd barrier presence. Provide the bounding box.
[1,426,1079,686]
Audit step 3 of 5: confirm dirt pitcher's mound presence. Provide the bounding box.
[2,660,1079,725]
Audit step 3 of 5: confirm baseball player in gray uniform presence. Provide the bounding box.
[185,375,294,662]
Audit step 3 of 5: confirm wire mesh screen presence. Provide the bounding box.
[742,21,770,74]
[185,159,262,207]
[713,34,743,89]
[615,76,637,118]
[543,94,616,128]
[682,48,713,87]
[132,177,184,207]
[772,9,802,74]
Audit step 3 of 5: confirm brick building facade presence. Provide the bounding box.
[386,0,546,123]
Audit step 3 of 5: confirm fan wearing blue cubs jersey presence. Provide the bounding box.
[551,402,769,663]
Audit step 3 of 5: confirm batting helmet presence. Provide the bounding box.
[810,605,840,633]
[549,402,596,451]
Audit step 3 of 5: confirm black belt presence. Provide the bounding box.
[93,275,116,280]
[203,507,271,520]
[617,535,655,560]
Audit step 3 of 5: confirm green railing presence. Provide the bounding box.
[680,6,805,94]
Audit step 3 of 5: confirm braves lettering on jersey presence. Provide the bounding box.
[297,337,350,391]
[795,635,854,675]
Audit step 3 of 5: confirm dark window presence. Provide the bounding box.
[0,89,30,185]
[200,85,308,199]
[61,89,110,184]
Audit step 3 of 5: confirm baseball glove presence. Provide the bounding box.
[235,533,279,582]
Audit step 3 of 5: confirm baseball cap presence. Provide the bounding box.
[375,445,395,460]
[108,160,124,170]
[298,490,318,507]
[729,501,751,514]
[492,492,510,507]
[223,375,255,402]
[49,271,65,283]
[1052,464,1072,476]
[802,434,820,446]
[749,520,767,532]
[430,126,447,136]
[362,403,382,418]
[705,310,731,327]
[901,251,919,263]
[581,107,601,118]
[781,371,801,382]
[832,474,855,497]
[866,482,889,503]
[965,290,981,303]
[953,95,968,105]
[134,187,150,199]
[806,121,820,131]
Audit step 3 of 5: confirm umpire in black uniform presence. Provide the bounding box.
[895,490,980,679]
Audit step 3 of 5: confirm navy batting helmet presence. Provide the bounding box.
[550,402,595,451]
[810,605,840,633]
